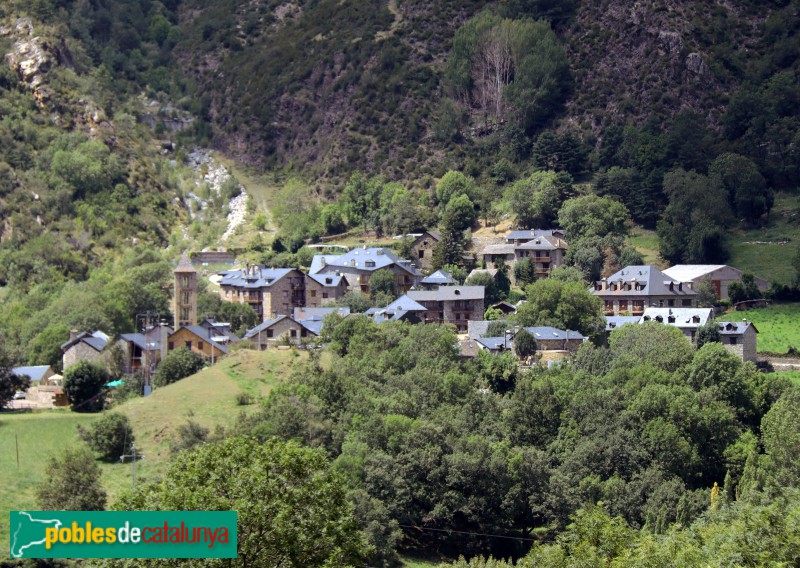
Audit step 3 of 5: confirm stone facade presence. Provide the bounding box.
[62,342,106,371]
[167,327,226,361]
[407,287,485,333]
[244,316,316,349]
[410,231,440,272]
[305,274,349,307]
[174,252,198,328]
[592,266,697,316]
[218,267,306,321]
[719,321,758,363]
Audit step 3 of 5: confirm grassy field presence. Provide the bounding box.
[0,349,302,553]
[775,371,800,386]
[717,303,800,355]
[728,193,800,285]
[628,227,663,267]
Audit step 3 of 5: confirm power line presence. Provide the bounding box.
[397,524,537,542]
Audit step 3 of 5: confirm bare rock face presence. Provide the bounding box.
[685,52,709,77]
[2,18,54,103]
[657,31,683,58]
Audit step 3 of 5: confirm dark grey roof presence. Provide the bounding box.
[385,295,428,312]
[408,286,485,302]
[175,251,196,273]
[475,337,509,351]
[593,265,698,297]
[506,229,565,241]
[421,269,457,285]
[119,333,160,351]
[481,244,516,255]
[523,327,586,341]
[61,330,110,352]
[11,366,52,382]
[310,247,420,276]
[179,326,229,353]
[604,316,641,332]
[307,273,348,287]
[218,267,296,289]
[516,235,567,250]
[467,320,492,340]
[293,307,351,321]
[717,321,759,335]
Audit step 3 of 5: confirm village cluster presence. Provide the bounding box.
[12,228,767,403]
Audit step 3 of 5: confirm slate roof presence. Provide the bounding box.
[604,316,641,332]
[505,229,565,241]
[516,235,567,250]
[310,247,420,276]
[408,286,485,302]
[421,269,457,285]
[639,308,713,327]
[307,272,348,287]
[179,326,229,353]
[467,268,498,281]
[217,267,296,289]
[61,330,110,352]
[11,366,52,383]
[481,244,516,255]
[717,321,759,335]
[384,295,428,312]
[593,265,698,297]
[175,251,196,273]
[119,333,160,351]
[293,307,351,321]
[467,320,492,340]
[475,337,509,351]
[244,315,321,340]
[523,327,586,342]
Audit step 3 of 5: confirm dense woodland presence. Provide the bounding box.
[1,0,800,564]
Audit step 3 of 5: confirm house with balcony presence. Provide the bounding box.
[309,247,422,296]
[480,229,568,281]
[591,265,698,316]
[217,265,306,322]
[305,272,349,307]
[406,286,485,332]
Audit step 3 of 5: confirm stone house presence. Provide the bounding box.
[305,273,349,307]
[167,326,228,362]
[61,330,110,370]
[591,265,698,316]
[407,286,485,332]
[11,365,56,386]
[717,320,758,363]
[116,333,161,376]
[410,231,440,272]
[480,229,568,281]
[365,295,428,324]
[662,265,770,301]
[639,307,714,343]
[474,326,586,357]
[243,315,319,350]
[218,266,306,321]
[310,247,422,296]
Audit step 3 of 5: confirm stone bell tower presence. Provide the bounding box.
[173,251,197,328]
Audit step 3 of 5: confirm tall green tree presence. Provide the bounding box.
[116,437,370,566]
[0,339,27,408]
[515,278,604,338]
[37,447,106,511]
[505,170,572,228]
[557,195,631,242]
[152,347,205,387]
[709,153,773,225]
[63,360,110,412]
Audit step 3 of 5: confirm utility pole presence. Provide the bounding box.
[120,443,144,490]
[136,311,160,395]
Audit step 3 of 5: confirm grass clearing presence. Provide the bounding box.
[628,227,662,267]
[0,349,303,552]
[717,303,800,355]
[774,371,800,386]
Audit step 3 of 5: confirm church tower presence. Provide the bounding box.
[174,251,197,328]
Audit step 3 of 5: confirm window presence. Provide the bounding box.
[301,329,307,337]
[186,341,192,350]
[322,292,329,299]
[198,341,204,350]
[168,341,174,350]
[682,299,692,306]
[310,290,317,297]
[668,299,675,307]
[266,330,273,338]
[619,300,628,312]
[729,337,737,345]
[290,329,297,338]
[419,250,424,258]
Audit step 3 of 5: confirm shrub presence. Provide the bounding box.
[236,392,253,405]
[37,447,106,511]
[170,419,210,455]
[63,360,111,412]
[153,347,205,387]
[78,412,135,461]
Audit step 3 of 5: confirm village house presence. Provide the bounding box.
[61,330,110,370]
[11,365,56,386]
[115,333,161,376]
[406,286,485,332]
[662,265,770,300]
[365,295,429,324]
[309,247,422,296]
[591,265,698,316]
[409,230,441,272]
[475,326,586,365]
[420,269,457,289]
[167,326,228,361]
[305,272,349,307]
[604,315,641,333]
[717,320,759,363]
[480,229,568,281]
[217,266,306,321]
[639,307,714,343]
[243,315,319,350]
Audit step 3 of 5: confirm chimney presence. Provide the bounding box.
[70,329,79,342]
[160,325,169,361]
[321,257,327,267]
[601,278,607,291]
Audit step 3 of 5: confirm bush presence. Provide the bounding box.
[170,419,210,455]
[78,412,135,461]
[63,360,111,412]
[36,447,106,511]
[236,392,254,405]
[153,347,205,387]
